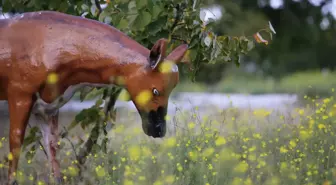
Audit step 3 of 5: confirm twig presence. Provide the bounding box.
[27,123,49,159]
[95,0,103,17]
[171,36,188,44]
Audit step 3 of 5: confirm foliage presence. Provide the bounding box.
[212,0,336,78]
[0,92,336,185]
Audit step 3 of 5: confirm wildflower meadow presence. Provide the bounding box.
[0,89,335,185]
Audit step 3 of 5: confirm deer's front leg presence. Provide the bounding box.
[7,90,33,185]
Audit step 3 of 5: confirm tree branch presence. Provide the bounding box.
[95,0,103,17]
[171,36,188,44]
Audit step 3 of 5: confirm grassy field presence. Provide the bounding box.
[173,70,336,99]
[0,92,335,185]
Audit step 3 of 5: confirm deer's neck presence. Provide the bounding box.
[56,52,148,88]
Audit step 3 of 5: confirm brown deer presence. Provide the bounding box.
[0,10,188,184]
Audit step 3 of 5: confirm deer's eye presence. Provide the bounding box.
[153,88,159,96]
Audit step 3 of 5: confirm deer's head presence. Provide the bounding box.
[124,39,188,138]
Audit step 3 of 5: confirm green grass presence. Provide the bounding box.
[0,92,336,185]
[175,70,336,98]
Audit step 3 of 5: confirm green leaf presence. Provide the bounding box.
[90,4,97,16]
[48,0,61,10]
[59,1,69,12]
[68,120,80,130]
[75,110,87,123]
[128,0,137,13]
[148,2,163,19]
[126,14,138,28]
[148,30,169,43]
[95,98,104,107]
[80,86,95,102]
[147,16,167,35]
[25,145,37,161]
[136,0,147,10]
[132,11,152,30]
[101,138,109,153]
[117,18,129,30]
[98,10,108,22]
[247,40,255,51]
[189,36,199,49]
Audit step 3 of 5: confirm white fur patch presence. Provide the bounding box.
[171,64,178,73]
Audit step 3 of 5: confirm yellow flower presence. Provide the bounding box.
[253,109,272,117]
[188,150,198,161]
[176,163,183,172]
[215,136,226,146]
[68,166,79,176]
[253,133,262,139]
[165,175,175,184]
[318,124,326,129]
[47,72,58,84]
[95,166,106,178]
[164,137,176,148]
[234,161,248,173]
[323,98,331,104]
[188,122,196,129]
[159,60,175,74]
[279,146,288,153]
[244,177,253,185]
[138,176,146,181]
[124,179,134,185]
[231,177,243,185]
[135,90,153,107]
[8,152,13,161]
[28,174,34,181]
[128,145,141,161]
[289,140,297,148]
[202,148,215,158]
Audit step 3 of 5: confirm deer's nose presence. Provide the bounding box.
[141,106,167,138]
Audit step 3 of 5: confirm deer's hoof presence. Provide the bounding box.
[10,180,18,185]
[55,176,64,185]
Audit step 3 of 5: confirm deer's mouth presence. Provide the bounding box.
[140,106,167,138]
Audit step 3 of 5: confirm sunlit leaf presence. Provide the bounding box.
[269,21,276,34]
[118,89,131,101]
[254,32,268,45]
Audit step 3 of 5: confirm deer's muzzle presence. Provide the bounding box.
[140,106,167,138]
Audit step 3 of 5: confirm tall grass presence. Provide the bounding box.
[0,93,336,185]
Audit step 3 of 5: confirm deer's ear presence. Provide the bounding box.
[149,38,168,70]
[166,44,189,63]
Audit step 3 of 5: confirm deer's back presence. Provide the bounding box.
[0,11,149,70]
